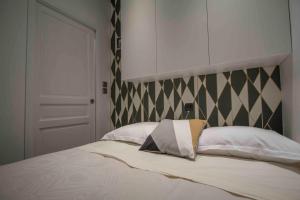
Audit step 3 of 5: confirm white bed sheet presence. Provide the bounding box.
[0,146,249,200]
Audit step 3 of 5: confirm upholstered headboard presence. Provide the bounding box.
[109,0,282,134]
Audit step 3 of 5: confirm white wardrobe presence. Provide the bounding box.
[121,0,291,81]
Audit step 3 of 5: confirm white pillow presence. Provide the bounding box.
[102,122,159,144]
[198,126,300,164]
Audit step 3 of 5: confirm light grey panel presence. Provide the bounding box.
[208,0,291,67]
[157,0,209,74]
[121,0,156,80]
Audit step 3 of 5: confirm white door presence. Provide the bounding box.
[28,3,96,156]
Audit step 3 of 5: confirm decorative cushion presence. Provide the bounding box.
[140,119,206,160]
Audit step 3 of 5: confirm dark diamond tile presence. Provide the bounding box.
[116,0,120,14]
[233,105,249,126]
[248,80,260,110]
[159,80,164,87]
[181,78,187,94]
[116,95,121,114]
[218,83,231,119]
[130,106,137,124]
[136,106,142,122]
[206,74,217,103]
[111,0,115,8]
[223,72,230,80]
[254,114,262,128]
[208,106,218,127]
[132,85,136,97]
[149,108,156,121]
[268,103,283,134]
[174,89,181,111]
[111,11,116,27]
[127,93,132,109]
[143,91,149,120]
[164,79,173,98]
[271,66,281,90]
[137,83,141,98]
[111,60,116,76]
[260,68,269,90]
[116,49,121,64]
[116,119,121,128]
[116,68,121,89]
[262,98,272,127]
[116,19,121,37]
[122,109,128,126]
[197,85,207,119]
[148,81,155,104]
[165,108,174,119]
[156,90,164,117]
[247,67,259,83]
[199,75,205,82]
[111,79,116,103]
[231,70,246,95]
[111,109,116,127]
[174,78,181,89]
[121,82,127,100]
[128,82,133,93]
[187,77,195,96]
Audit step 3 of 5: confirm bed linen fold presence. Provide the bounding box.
[79,141,300,200]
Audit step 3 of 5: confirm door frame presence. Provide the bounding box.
[25,0,97,158]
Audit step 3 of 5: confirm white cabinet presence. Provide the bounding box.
[121,0,291,80]
[121,0,156,80]
[208,0,291,68]
[156,0,209,74]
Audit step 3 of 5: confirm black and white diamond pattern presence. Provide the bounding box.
[260,66,282,133]
[217,72,232,126]
[110,0,283,134]
[231,69,249,126]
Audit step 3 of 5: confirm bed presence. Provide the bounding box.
[1,123,300,200]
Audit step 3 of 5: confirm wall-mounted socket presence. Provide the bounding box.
[102,81,108,94]
[184,103,194,112]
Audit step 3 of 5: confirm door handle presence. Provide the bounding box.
[90,99,95,104]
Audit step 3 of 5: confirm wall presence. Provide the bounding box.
[281,0,300,142]
[110,0,283,134]
[0,0,28,164]
[34,0,111,139]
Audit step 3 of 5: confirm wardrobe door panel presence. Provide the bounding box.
[122,0,156,80]
[208,0,291,67]
[157,0,210,74]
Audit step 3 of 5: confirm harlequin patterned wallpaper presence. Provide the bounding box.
[110,0,283,134]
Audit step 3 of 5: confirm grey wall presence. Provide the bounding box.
[0,0,28,164]
[281,0,300,142]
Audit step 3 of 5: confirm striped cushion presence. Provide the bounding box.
[139,119,206,160]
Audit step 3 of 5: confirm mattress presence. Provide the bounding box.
[0,145,249,200]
